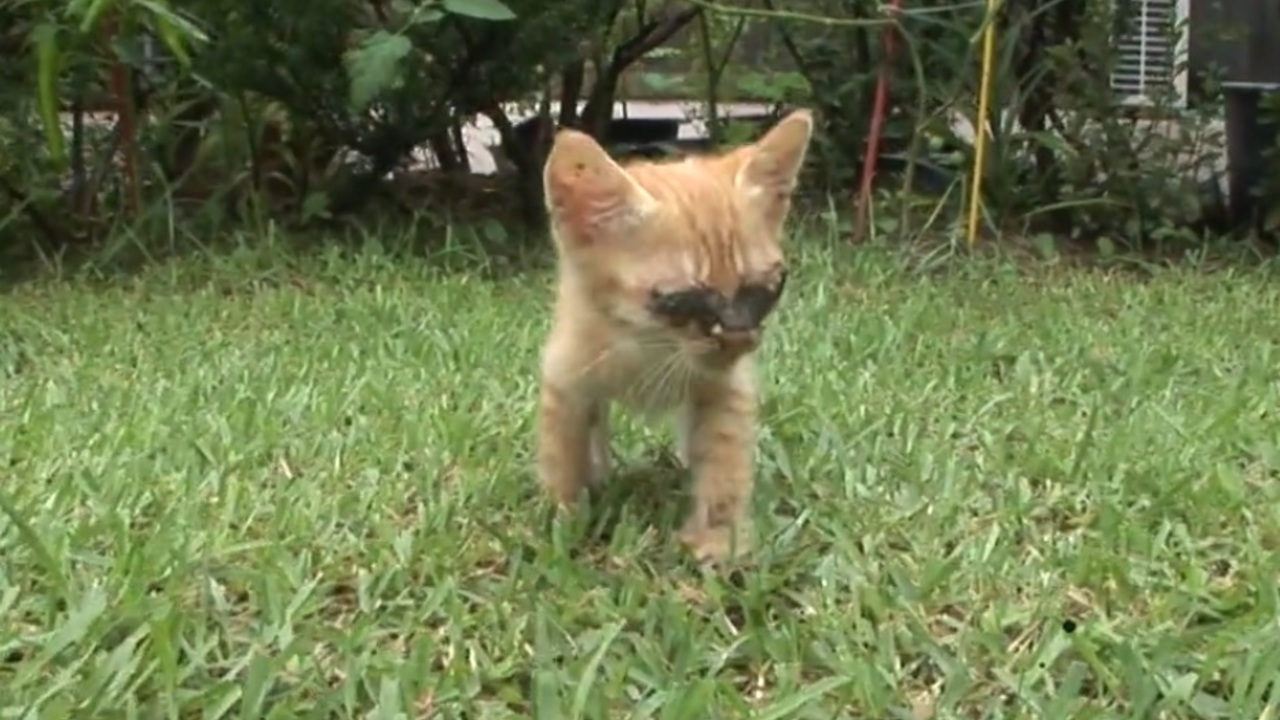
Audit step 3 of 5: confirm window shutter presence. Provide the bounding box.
[1109,0,1183,104]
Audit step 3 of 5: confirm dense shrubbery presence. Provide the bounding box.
[0,0,1271,265]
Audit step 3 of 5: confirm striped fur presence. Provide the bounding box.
[536,110,813,564]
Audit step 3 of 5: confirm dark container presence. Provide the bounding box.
[1189,0,1280,230]
[1189,0,1280,89]
[1223,84,1280,229]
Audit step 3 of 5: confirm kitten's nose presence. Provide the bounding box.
[709,324,759,355]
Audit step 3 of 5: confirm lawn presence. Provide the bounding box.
[2,233,1280,719]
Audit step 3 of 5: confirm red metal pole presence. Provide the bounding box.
[853,0,902,243]
[106,11,141,218]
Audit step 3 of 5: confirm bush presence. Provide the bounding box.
[0,0,1273,266]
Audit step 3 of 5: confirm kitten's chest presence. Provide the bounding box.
[591,339,693,415]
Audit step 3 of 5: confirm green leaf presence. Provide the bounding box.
[64,0,95,22]
[77,0,114,33]
[134,0,210,65]
[531,606,564,720]
[442,0,516,21]
[406,3,446,25]
[343,31,413,111]
[569,622,623,718]
[31,23,67,172]
[301,191,331,222]
[152,17,191,66]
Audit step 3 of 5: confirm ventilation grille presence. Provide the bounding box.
[1109,0,1182,104]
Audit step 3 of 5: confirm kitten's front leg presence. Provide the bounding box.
[588,401,611,485]
[678,382,758,563]
[536,382,596,508]
[674,404,693,468]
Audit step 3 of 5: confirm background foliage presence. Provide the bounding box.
[0,0,1271,267]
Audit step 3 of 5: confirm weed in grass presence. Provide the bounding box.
[1,229,1280,717]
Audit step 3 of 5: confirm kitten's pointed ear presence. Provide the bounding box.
[543,129,657,249]
[736,109,814,231]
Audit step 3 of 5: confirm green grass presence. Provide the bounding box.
[3,233,1280,719]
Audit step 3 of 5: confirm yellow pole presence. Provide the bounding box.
[966,0,999,248]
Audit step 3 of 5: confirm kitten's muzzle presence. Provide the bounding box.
[708,322,759,355]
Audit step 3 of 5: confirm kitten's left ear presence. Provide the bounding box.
[736,109,814,231]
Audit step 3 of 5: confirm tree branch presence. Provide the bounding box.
[582,5,702,137]
[612,6,701,70]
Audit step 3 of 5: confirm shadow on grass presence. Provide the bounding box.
[579,450,690,551]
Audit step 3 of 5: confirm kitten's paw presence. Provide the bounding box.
[541,477,587,510]
[587,449,610,488]
[673,443,691,470]
[678,522,752,565]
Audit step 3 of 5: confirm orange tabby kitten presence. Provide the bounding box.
[535,110,814,563]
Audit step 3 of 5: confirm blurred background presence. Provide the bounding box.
[0,0,1276,267]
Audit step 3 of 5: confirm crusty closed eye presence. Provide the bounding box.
[648,271,788,331]
[733,270,787,326]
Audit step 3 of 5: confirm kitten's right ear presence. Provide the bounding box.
[543,129,657,248]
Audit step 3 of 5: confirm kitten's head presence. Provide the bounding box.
[543,110,813,366]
